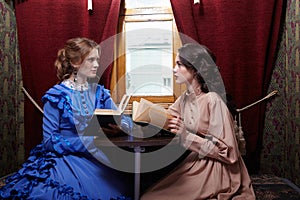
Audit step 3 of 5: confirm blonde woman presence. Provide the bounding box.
[0,38,132,200]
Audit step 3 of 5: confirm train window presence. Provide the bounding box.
[115,0,180,103]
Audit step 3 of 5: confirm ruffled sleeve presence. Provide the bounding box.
[95,85,117,109]
[42,85,73,122]
[41,85,91,155]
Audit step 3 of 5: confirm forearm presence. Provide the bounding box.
[180,130,238,164]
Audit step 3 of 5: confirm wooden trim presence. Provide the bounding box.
[114,3,182,105]
[123,8,172,16]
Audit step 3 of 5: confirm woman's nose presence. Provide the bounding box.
[173,66,178,73]
[93,61,99,67]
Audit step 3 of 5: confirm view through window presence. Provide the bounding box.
[125,21,173,96]
[122,0,175,97]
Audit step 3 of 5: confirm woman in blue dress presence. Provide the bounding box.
[0,37,133,199]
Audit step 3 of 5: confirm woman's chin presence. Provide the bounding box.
[175,79,183,84]
[89,74,98,79]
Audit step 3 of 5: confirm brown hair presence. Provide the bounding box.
[54,37,100,81]
[178,43,225,100]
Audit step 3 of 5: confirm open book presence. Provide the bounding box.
[132,98,173,136]
[84,95,130,135]
[94,94,131,127]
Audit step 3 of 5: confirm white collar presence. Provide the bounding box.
[62,79,89,91]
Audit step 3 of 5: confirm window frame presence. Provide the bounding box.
[112,4,185,107]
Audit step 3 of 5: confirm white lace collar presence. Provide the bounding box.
[62,79,89,91]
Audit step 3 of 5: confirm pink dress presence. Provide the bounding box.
[141,91,256,200]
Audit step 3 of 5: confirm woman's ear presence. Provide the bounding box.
[193,72,197,78]
[192,69,198,77]
[71,62,80,70]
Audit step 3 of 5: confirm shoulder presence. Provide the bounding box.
[42,84,71,103]
[203,92,230,114]
[199,92,226,107]
[95,84,111,102]
[42,84,73,112]
[171,94,185,108]
[203,92,223,101]
[41,84,73,118]
[96,84,110,96]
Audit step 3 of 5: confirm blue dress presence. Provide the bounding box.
[0,83,133,200]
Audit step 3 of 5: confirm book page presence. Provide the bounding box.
[132,98,153,123]
[94,109,121,115]
[117,94,130,112]
[93,94,130,116]
[132,98,171,129]
[148,106,170,129]
[132,101,140,121]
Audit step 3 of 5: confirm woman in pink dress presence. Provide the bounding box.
[141,43,256,200]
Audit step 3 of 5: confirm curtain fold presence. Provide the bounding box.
[98,0,121,88]
[170,0,199,43]
[0,0,24,176]
[15,0,121,155]
[170,0,285,173]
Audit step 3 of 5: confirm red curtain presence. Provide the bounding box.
[15,0,121,156]
[171,0,285,173]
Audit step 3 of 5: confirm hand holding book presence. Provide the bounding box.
[168,115,184,134]
[85,95,130,136]
[132,98,174,136]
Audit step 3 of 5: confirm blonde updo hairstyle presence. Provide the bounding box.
[55,37,100,82]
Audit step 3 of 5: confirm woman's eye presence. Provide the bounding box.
[87,58,99,63]
[177,62,183,67]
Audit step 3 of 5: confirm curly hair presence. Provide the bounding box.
[54,37,100,82]
[178,43,226,101]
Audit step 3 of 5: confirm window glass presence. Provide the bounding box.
[125,20,173,96]
[125,0,170,8]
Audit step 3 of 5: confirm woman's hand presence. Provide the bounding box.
[168,115,185,134]
[100,124,124,137]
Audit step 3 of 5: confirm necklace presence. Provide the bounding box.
[62,79,89,91]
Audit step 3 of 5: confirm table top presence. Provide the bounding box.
[94,135,180,148]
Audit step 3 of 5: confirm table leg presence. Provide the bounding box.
[134,146,144,200]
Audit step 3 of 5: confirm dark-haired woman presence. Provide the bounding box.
[141,43,255,200]
[0,37,132,200]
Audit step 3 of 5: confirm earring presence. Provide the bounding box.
[73,68,78,83]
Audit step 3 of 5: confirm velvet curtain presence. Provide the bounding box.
[14,0,121,156]
[170,0,285,173]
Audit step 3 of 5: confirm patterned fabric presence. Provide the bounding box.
[251,174,300,200]
[262,0,300,186]
[0,0,24,177]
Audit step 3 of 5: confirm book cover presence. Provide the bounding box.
[84,95,130,135]
[93,109,122,128]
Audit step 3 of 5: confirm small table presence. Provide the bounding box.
[94,135,180,200]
